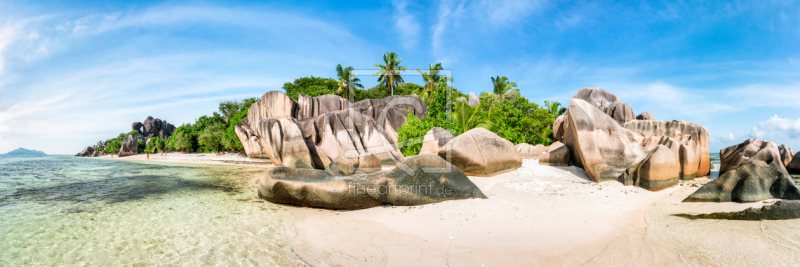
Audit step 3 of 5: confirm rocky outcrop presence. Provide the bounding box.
[132,122,144,134]
[132,116,176,142]
[420,127,454,155]
[468,92,480,107]
[562,98,646,182]
[515,143,547,159]
[571,87,635,125]
[297,93,349,120]
[719,139,786,175]
[636,112,655,120]
[76,146,95,157]
[118,135,139,156]
[237,92,424,168]
[788,152,800,174]
[624,120,711,179]
[539,141,571,166]
[620,145,680,191]
[676,200,800,220]
[779,144,795,166]
[254,117,315,169]
[257,152,487,210]
[438,128,522,176]
[684,160,800,203]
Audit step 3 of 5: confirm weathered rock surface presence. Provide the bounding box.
[779,144,795,166]
[620,145,680,191]
[571,87,635,125]
[624,120,711,179]
[684,160,800,203]
[243,91,300,130]
[118,135,139,156]
[562,98,646,182]
[420,127,454,155]
[788,152,800,174]
[438,128,522,176]
[636,112,655,120]
[237,92,423,167]
[297,93,350,120]
[254,117,315,169]
[676,200,800,220]
[257,152,487,210]
[468,92,480,107]
[552,114,565,142]
[515,143,547,159]
[719,139,786,175]
[76,146,95,157]
[132,122,144,134]
[130,116,175,143]
[539,141,571,166]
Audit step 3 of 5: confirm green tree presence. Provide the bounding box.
[396,80,461,156]
[415,63,452,102]
[481,95,553,145]
[453,101,492,134]
[174,130,193,152]
[335,64,363,101]
[282,76,339,99]
[481,76,520,101]
[544,100,566,117]
[146,137,161,153]
[373,52,408,96]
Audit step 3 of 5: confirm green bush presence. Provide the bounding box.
[480,95,554,145]
[282,76,339,99]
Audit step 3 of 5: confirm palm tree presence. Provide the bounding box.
[453,101,493,134]
[481,76,520,101]
[335,64,363,101]
[544,100,566,116]
[373,52,408,95]
[415,63,453,102]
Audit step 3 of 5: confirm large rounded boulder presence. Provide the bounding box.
[779,144,795,166]
[297,93,350,120]
[624,120,711,179]
[515,143,547,159]
[788,152,800,174]
[684,160,800,203]
[620,145,680,191]
[562,98,646,182]
[420,127,454,155]
[118,135,139,156]
[437,128,522,176]
[539,141,571,166]
[719,139,786,175]
[253,117,315,169]
[258,152,487,210]
[571,87,635,125]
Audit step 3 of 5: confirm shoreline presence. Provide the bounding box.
[90,152,275,167]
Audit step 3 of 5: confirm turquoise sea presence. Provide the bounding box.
[0,155,304,266]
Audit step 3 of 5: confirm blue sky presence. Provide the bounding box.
[1,0,800,154]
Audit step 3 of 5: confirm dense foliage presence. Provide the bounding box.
[397,81,462,156]
[282,76,339,99]
[164,97,259,153]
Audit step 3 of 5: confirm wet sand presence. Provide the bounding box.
[98,152,274,167]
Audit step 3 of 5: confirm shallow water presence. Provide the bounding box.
[0,155,305,266]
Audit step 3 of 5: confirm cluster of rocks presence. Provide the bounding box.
[549,88,711,191]
[685,139,800,203]
[238,91,496,209]
[76,116,174,157]
[132,116,176,143]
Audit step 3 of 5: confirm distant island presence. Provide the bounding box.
[3,147,47,156]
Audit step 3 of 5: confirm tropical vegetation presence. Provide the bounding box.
[373,52,408,96]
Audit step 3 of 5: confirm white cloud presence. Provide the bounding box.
[72,25,88,32]
[722,132,736,142]
[750,115,800,139]
[393,0,420,50]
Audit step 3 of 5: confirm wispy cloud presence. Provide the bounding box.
[393,0,420,50]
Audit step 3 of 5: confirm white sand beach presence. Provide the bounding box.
[284,159,799,266]
[99,152,274,167]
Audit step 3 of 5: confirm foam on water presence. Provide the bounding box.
[0,155,306,266]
